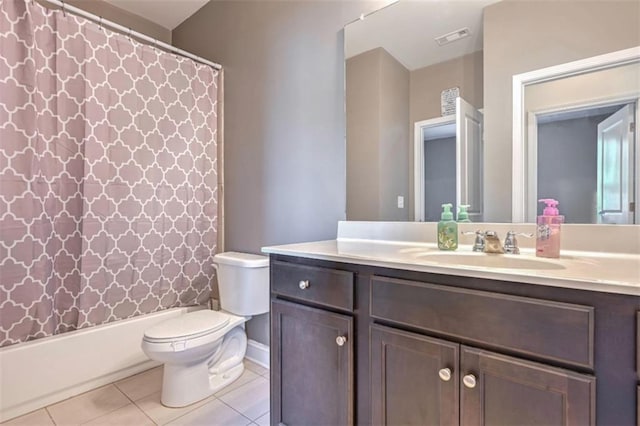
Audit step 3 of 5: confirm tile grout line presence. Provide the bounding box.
[219,371,266,397]
[216,375,270,422]
[74,386,138,426]
[216,399,254,425]
[26,361,266,426]
[130,397,161,426]
[45,385,131,426]
[113,382,159,426]
[159,395,220,426]
[43,407,56,426]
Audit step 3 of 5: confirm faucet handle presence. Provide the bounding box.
[503,231,534,254]
[461,230,485,252]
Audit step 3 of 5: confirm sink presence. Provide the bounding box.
[416,252,566,270]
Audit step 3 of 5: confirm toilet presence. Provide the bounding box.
[141,252,269,408]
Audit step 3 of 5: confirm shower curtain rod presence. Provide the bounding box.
[42,0,222,70]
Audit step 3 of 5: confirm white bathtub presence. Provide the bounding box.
[0,306,201,422]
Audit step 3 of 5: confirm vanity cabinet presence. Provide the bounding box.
[270,262,355,426]
[370,324,595,426]
[370,325,459,425]
[461,346,594,425]
[269,254,639,425]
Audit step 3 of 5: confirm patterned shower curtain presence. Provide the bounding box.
[0,0,219,347]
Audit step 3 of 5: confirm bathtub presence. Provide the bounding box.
[0,306,201,422]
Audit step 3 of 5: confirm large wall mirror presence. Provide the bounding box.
[345,0,640,223]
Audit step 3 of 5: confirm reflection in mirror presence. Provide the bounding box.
[414,97,483,222]
[513,48,640,224]
[346,0,640,223]
[345,1,491,222]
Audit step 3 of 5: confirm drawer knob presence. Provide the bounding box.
[463,374,477,389]
[438,368,452,382]
[298,280,310,290]
[336,335,347,346]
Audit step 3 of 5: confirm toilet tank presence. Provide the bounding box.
[213,252,269,316]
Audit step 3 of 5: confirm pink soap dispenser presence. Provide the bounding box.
[536,199,564,258]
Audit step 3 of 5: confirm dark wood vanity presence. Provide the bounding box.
[269,254,639,426]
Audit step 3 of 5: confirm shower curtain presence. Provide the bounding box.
[0,0,219,347]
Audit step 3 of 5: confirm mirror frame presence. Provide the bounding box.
[512,46,640,222]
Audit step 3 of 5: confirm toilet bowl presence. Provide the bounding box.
[141,252,269,407]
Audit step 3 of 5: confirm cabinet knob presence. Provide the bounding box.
[438,368,452,382]
[336,335,347,346]
[462,374,477,389]
[298,280,310,290]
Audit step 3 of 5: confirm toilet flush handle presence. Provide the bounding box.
[171,340,187,352]
[298,280,310,290]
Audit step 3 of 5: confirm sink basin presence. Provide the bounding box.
[416,252,565,270]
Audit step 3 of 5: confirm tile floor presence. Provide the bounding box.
[3,359,270,426]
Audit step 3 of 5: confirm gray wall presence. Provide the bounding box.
[346,48,410,221]
[346,49,382,220]
[538,114,609,224]
[347,49,482,221]
[172,1,385,345]
[379,48,410,221]
[483,0,640,222]
[409,50,483,217]
[410,50,483,123]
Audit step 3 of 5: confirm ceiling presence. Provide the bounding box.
[103,0,210,30]
[345,0,501,71]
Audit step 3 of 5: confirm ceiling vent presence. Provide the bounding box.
[435,27,471,46]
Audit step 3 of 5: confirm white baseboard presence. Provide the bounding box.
[245,339,270,370]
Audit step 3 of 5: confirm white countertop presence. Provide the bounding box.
[262,238,640,296]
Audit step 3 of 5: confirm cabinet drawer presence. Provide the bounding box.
[370,276,594,368]
[272,261,354,311]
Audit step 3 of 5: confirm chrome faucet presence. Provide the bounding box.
[461,230,533,254]
[503,231,534,254]
[461,230,485,252]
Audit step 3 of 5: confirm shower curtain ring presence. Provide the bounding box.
[61,1,66,17]
[128,27,133,41]
[99,16,104,32]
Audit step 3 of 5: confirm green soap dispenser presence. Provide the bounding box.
[438,203,458,250]
[457,204,471,223]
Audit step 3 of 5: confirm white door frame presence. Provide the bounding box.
[512,46,640,222]
[414,115,455,221]
[525,96,639,223]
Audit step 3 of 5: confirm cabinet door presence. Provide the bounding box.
[461,346,595,426]
[271,299,353,426]
[370,324,459,426]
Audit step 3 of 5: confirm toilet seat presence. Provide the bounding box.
[143,310,230,343]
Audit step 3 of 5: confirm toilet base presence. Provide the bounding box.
[159,326,248,408]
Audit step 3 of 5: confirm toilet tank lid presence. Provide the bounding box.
[214,251,269,268]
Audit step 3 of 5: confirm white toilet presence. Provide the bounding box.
[141,252,269,408]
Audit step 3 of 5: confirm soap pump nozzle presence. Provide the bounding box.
[441,203,454,221]
[457,204,471,222]
[538,199,559,216]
